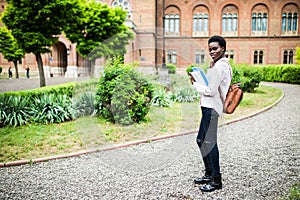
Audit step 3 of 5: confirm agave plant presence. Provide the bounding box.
[31,94,73,124]
[0,95,31,127]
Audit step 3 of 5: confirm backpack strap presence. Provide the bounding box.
[220,58,232,79]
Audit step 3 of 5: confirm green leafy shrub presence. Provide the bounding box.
[173,86,200,103]
[0,95,31,127]
[262,65,300,84]
[166,63,176,74]
[185,64,194,74]
[30,94,73,124]
[72,91,96,118]
[151,87,174,107]
[95,62,153,125]
[296,46,300,65]
[240,69,262,92]
[230,61,262,92]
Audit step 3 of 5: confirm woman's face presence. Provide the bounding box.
[208,42,225,63]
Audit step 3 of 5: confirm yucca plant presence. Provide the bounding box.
[0,96,7,127]
[0,95,31,127]
[31,94,73,124]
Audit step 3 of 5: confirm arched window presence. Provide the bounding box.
[222,14,227,31]
[193,14,208,32]
[254,50,264,64]
[293,13,298,31]
[233,14,238,31]
[252,13,268,33]
[193,14,198,31]
[198,14,203,31]
[283,50,288,63]
[112,0,131,19]
[227,14,232,31]
[222,5,238,36]
[192,5,209,36]
[165,15,169,32]
[288,13,292,31]
[288,50,294,64]
[257,13,262,31]
[164,6,180,35]
[283,50,294,64]
[175,14,180,32]
[282,13,287,31]
[259,51,263,64]
[282,12,299,33]
[169,14,175,32]
[252,13,257,31]
[262,13,267,31]
[254,51,258,64]
[226,50,235,60]
[282,4,299,35]
[251,4,268,36]
[204,14,208,32]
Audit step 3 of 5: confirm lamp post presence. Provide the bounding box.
[162,0,166,68]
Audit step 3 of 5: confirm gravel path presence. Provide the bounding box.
[0,82,299,199]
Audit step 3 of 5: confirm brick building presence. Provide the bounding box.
[0,0,299,76]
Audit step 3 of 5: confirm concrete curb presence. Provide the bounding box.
[0,87,285,168]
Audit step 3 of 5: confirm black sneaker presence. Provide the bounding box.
[200,176,222,192]
[194,175,212,185]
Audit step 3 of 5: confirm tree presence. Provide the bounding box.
[2,0,83,87]
[0,27,25,79]
[63,1,133,75]
[296,46,300,65]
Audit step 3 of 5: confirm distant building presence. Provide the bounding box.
[0,0,299,77]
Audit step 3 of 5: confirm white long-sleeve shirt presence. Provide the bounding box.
[193,58,232,116]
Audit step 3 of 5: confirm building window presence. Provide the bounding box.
[251,4,268,36]
[192,5,209,37]
[222,13,238,32]
[252,13,268,32]
[283,50,294,64]
[193,14,208,32]
[167,50,177,64]
[165,14,180,33]
[221,5,238,36]
[254,50,264,64]
[282,12,298,33]
[195,50,205,65]
[226,50,235,60]
[112,0,131,19]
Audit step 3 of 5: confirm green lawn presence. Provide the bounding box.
[0,85,283,163]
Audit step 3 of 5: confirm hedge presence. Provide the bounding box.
[235,64,300,84]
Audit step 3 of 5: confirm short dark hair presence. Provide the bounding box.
[208,35,226,52]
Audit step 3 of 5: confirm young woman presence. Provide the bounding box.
[191,35,232,192]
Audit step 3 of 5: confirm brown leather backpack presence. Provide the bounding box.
[223,82,243,114]
[221,59,243,114]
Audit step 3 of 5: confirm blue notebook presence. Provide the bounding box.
[190,67,209,86]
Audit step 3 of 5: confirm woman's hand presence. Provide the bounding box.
[189,73,195,84]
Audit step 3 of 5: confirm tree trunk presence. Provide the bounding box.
[35,52,46,87]
[13,60,19,79]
